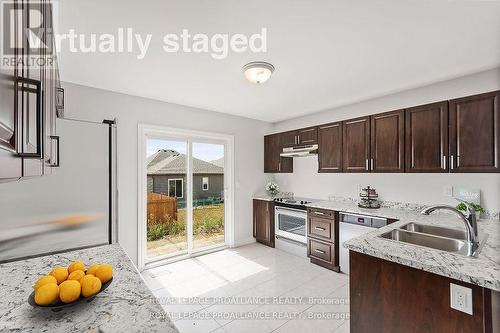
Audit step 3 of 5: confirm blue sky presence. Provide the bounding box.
[147,139,224,162]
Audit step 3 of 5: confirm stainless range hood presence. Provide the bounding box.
[280,144,318,157]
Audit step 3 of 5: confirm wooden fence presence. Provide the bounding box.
[147,192,177,225]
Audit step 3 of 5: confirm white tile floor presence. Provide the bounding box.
[142,243,350,333]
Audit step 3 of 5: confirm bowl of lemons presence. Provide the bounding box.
[28,260,113,309]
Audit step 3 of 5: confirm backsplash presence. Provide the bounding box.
[273,156,500,221]
[326,196,499,220]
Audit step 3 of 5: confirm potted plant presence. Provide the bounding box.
[265,182,280,197]
[456,201,485,217]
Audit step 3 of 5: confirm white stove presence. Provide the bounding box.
[272,197,318,257]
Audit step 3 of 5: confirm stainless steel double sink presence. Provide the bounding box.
[380,222,487,257]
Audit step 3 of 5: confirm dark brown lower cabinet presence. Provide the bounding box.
[350,251,495,333]
[307,208,339,271]
[253,199,274,247]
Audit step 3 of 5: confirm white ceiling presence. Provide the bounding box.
[57,0,500,123]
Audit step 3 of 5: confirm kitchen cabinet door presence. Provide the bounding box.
[0,0,22,180]
[253,199,274,247]
[318,122,342,172]
[405,102,448,173]
[264,134,292,173]
[19,0,44,177]
[350,252,491,333]
[280,131,298,148]
[297,127,317,145]
[371,110,405,172]
[449,91,500,173]
[343,116,370,172]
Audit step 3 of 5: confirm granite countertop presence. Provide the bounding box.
[307,199,500,292]
[252,194,276,201]
[0,244,178,333]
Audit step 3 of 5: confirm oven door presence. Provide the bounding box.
[274,206,307,244]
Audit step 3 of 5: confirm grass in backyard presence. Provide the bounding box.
[147,204,224,241]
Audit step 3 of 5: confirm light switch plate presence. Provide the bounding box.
[443,186,453,197]
[450,283,473,315]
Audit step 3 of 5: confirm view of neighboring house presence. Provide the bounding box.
[209,157,224,168]
[147,149,224,203]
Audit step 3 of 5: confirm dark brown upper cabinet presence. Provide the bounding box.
[280,131,297,148]
[264,134,293,173]
[371,110,405,172]
[405,102,448,173]
[280,127,318,148]
[449,91,500,173]
[343,116,370,172]
[297,127,318,145]
[318,122,342,172]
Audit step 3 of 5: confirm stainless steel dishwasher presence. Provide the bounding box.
[339,212,388,274]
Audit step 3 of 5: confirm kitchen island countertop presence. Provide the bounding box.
[0,244,177,333]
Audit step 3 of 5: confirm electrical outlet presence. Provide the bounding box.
[450,283,473,315]
[443,186,453,197]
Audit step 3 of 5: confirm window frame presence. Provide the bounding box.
[168,178,184,198]
[202,176,209,191]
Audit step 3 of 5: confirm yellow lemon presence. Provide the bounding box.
[86,264,100,276]
[34,275,57,291]
[95,264,113,283]
[50,267,68,285]
[34,283,59,305]
[67,270,85,282]
[80,274,95,284]
[59,280,81,303]
[68,260,85,274]
[81,275,102,298]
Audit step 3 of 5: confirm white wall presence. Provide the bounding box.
[63,82,271,264]
[272,68,500,214]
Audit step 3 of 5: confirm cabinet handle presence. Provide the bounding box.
[442,155,446,170]
[314,226,326,231]
[314,249,326,254]
[313,211,326,216]
[278,162,281,172]
[365,159,369,170]
[253,215,256,237]
[17,77,42,159]
[371,158,374,170]
[49,136,60,167]
[450,155,454,170]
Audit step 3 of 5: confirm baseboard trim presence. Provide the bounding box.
[232,237,256,248]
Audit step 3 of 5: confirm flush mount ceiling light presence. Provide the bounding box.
[242,61,275,84]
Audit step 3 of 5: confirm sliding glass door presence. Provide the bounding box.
[144,136,228,263]
[192,142,225,250]
[145,139,188,259]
